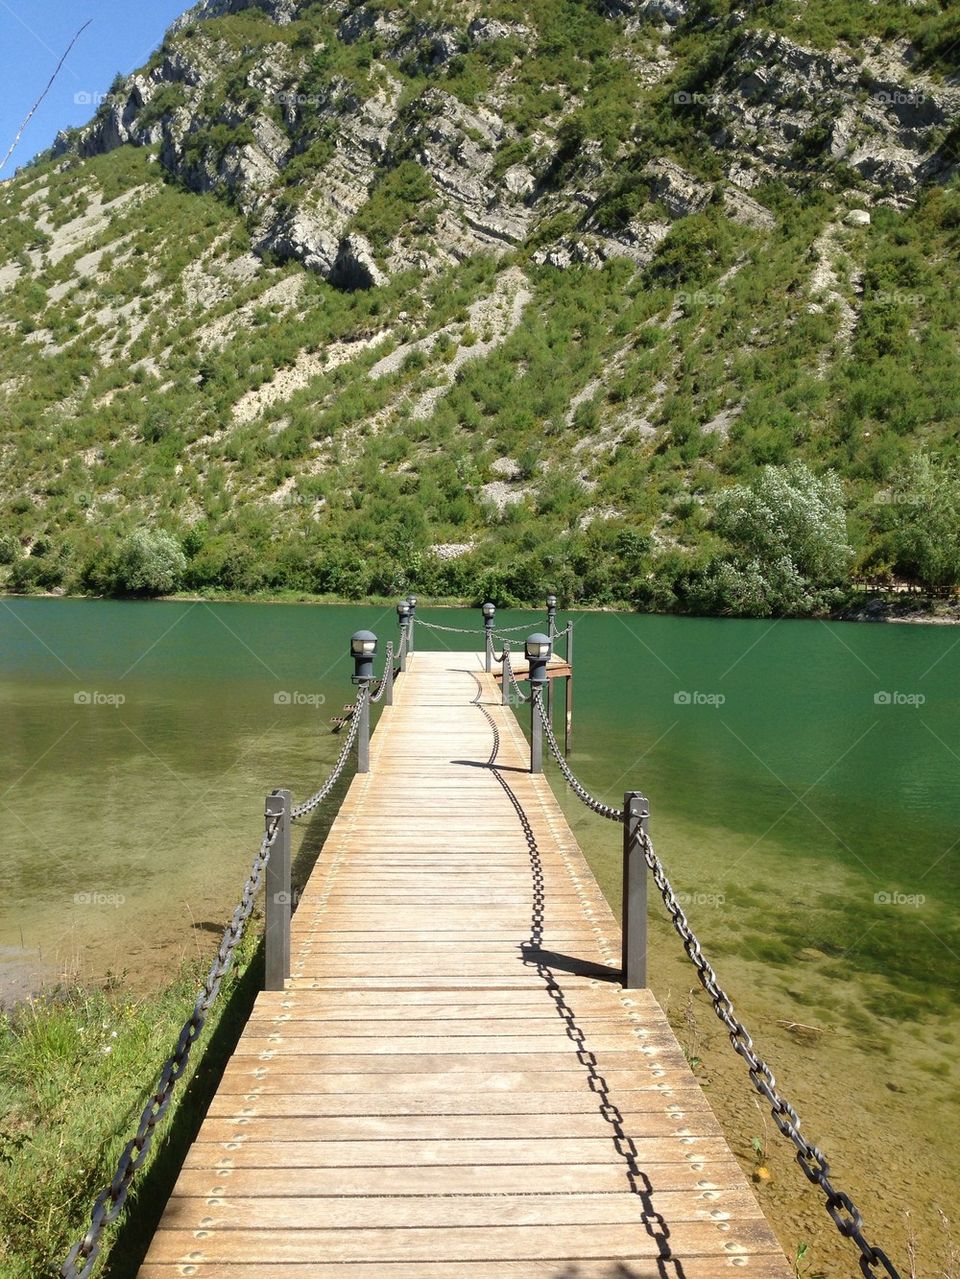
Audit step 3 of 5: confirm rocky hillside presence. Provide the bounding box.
[1,0,959,608]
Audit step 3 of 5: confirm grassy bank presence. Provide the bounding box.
[0,932,262,1279]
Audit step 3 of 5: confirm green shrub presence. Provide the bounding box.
[111,530,187,596]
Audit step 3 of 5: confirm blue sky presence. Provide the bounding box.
[0,0,190,175]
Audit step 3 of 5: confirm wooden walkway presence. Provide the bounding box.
[139,652,791,1279]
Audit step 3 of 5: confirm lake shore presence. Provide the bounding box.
[3,585,959,624]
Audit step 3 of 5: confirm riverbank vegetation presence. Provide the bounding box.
[0,935,260,1278]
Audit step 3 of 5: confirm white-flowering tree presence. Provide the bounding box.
[706,463,852,615]
[112,529,187,596]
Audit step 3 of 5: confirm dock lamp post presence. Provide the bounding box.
[526,632,552,774]
[396,600,410,671]
[482,601,496,672]
[407,595,417,655]
[350,630,377,774]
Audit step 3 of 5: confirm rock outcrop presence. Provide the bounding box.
[50,0,960,289]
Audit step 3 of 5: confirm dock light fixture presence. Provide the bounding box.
[397,599,410,624]
[350,630,378,684]
[525,633,552,681]
[545,593,558,638]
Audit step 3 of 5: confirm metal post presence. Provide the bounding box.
[564,621,574,756]
[526,633,551,774]
[357,685,371,773]
[501,642,511,706]
[407,596,417,654]
[396,602,409,671]
[622,791,649,989]
[265,788,292,992]
[531,683,544,774]
[545,595,557,725]
[482,602,496,673]
[384,641,394,706]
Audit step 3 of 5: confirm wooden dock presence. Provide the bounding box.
[138,651,791,1279]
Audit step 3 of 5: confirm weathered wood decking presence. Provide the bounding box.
[138,652,791,1279]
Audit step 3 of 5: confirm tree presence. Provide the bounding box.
[705,463,852,615]
[111,530,187,596]
[882,453,960,590]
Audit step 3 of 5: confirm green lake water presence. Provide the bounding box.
[1,597,958,1270]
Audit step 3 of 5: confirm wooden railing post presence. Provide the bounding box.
[265,788,292,992]
[622,791,649,989]
[501,642,511,706]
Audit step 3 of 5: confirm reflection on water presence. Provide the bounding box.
[1,598,958,1271]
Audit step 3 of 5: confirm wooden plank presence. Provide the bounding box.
[144,1220,786,1263]
[168,1161,753,1198]
[139,1259,790,1279]
[205,1087,709,1116]
[182,1136,739,1169]
[141,1258,785,1279]
[159,1189,764,1229]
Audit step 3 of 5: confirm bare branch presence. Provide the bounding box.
[0,20,93,178]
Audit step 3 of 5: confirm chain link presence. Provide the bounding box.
[291,683,368,820]
[60,818,281,1279]
[533,686,622,820]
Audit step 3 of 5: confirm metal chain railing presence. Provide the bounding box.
[636,822,900,1279]
[492,620,536,636]
[60,818,281,1279]
[415,619,479,635]
[500,646,530,703]
[527,683,898,1276]
[532,685,621,819]
[291,682,368,820]
[369,642,394,703]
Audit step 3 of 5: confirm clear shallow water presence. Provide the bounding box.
[1,598,958,1269]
